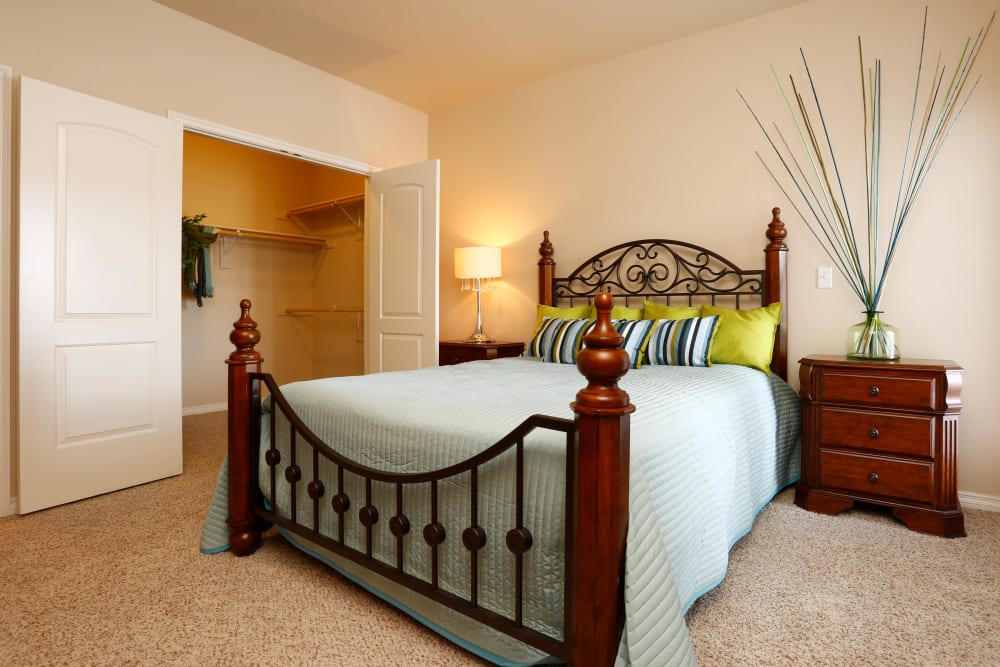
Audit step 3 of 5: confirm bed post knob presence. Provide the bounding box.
[573,292,632,413]
[766,207,787,251]
[229,298,262,364]
[538,231,556,306]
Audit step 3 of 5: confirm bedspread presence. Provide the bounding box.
[202,357,800,666]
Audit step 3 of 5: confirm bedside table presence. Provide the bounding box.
[439,340,525,366]
[796,355,964,537]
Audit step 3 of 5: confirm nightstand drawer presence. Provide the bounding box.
[439,341,525,366]
[819,371,936,410]
[443,345,490,364]
[819,450,933,504]
[818,407,934,458]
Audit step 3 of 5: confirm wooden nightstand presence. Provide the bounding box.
[796,355,965,537]
[439,340,525,366]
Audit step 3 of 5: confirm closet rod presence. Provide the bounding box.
[285,307,363,314]
[212,225,327,247]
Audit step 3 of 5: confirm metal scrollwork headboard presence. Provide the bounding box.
[552,239,763,309]
[536,208,789,379]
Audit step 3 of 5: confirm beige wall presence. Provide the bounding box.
[430,0,1000,499]
[181,134,365,410]
[0,0,426,510]
[0,0,427,169]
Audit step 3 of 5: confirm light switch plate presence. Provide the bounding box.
[817,266,833,289]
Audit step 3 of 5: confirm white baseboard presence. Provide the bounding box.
[1,495,18,517]
[183,402,227,416]
[959,490,1000,512]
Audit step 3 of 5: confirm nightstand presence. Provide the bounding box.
[796,355,965,537]
[439,340,525,366]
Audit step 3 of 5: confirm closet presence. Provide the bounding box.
[180,132,366,413]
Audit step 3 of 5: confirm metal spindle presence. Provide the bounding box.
[289,424,297,523]
[395,483,404,570]
[470,467,479,607]
[514,440,525,626]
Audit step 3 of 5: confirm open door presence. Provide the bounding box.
[18,77,183,513]
[365,159,440,373]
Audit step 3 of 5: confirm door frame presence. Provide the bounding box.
[167,113,377,176]
[1,66,11,516]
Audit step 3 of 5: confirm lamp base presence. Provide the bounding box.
[464,331,494,343]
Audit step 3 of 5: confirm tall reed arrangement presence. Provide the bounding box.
[740,8,994,358]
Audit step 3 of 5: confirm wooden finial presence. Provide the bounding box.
[538,230,554,266]
[573,292,633,413]
[766,207,787,250]
[228,298,261,364]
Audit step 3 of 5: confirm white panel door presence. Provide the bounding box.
[365,159,440,373]
[18,77,183,513]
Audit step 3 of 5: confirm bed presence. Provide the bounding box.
[202,207,799,666]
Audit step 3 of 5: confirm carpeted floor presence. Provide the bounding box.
[0,411,997,666]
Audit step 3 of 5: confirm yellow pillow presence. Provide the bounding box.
[700,302,782,375]
[642,300,700,321]
[534,304,592,330]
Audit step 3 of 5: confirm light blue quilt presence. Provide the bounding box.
[202,357,800,666]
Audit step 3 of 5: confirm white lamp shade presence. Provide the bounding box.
[454,246,501,279]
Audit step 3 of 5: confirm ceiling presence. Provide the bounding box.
[155,0,807,112]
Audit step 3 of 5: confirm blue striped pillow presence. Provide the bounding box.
[613,319,655,368]
[528,317,595,363]
[643,316,720,367]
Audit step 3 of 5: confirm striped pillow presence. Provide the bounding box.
[643,316,720,367]
[527,317,595,363]
[613,319,655,368]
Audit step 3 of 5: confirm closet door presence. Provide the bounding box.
[18,77,183,513]
[365,159,440,372]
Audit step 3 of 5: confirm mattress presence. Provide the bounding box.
[202,357,800,666]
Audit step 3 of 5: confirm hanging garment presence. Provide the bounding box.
[182,216,217,307]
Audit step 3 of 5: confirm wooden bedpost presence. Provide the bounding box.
[568,292,634,666]
[764,207,789,380]
[538,230,555,306]
[227,299,263,556]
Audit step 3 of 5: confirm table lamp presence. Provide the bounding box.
[454,246,501,343]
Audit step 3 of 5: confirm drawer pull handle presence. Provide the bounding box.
[868,472,879,484]
[868,428,879,438]
[868,385,880,396]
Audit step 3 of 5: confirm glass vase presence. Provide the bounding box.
[847,311,900,360]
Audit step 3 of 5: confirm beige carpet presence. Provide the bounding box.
[1,411,997,666]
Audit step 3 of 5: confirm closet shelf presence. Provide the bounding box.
[213,225,328,247]
[287,194,364,231]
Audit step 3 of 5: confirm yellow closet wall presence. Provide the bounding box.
[181,133,365,410]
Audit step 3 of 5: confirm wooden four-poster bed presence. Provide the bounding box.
[210,207,796,666]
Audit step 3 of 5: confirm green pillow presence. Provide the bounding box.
[642,300,700,321]
[534,304,592,330]
[700,302,782,375]
[592,304,642,321]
